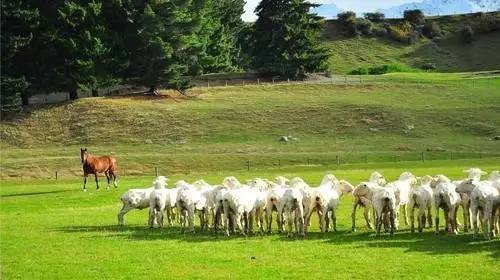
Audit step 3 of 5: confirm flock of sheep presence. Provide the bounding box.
[117,168,500,239]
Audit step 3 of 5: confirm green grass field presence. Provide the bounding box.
[1,159,499,279]
[1,73,499,278]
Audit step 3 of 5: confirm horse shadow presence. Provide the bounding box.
[55,224,500,259]
[1,189,73,198]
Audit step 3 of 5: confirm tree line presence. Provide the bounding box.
[1,0,328,109]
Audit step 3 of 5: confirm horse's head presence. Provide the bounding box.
[80,148,88,164]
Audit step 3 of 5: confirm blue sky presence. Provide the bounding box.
[243,0,419,21]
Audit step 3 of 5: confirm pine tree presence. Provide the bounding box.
[1,0,40,107]
[131,0,206,94]
[252,0,329,79]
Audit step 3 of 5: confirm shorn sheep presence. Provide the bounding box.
[148,176,169,228]
[281,187,305,237]
[408,175,434,233]
[351,171,386,232]
[265,176,289,233]
[118,182,156,226]
[386,172,418,229]
[372,186,398,236]
[176,180,203,233]
[433,175,462,234]
[468,180,500,240]
[453,168,487,232]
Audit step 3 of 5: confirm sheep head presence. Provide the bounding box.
[369,171,386,186]
[320,174,339,186]
[455,178,476,194]
[337,180,354,194]
[275,176,290,185]
[463,168,487,179]
[222,176,241,188]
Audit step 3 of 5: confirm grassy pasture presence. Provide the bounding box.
[1,159,500,279]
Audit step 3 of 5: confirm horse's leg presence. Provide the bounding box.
[94,173,99,190]
[83,174,88,192]
[111,171,118,188]
[105,171,110,190]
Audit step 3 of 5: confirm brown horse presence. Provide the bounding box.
[80,148,118,191]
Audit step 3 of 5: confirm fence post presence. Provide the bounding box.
[278,159,281,167]
[272,78,275,84]
[450,151,453,160]
[364,155,368,164]
[287,78,290,83]
[243,80,245,86]
[336,155,340,166]
[421,152,425,162]
[257,78,260,85]
[155,167,159,176]
[246,160,250,171]
[225,80,228,87]
[55,171,58,180]
[479,152,482,159]
[207,81,210,88]
[307,158,310,166]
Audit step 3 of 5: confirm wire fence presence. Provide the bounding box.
[4,150,499,181]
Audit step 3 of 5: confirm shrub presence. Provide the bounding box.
[349,64,418,75]
[461,25,474,43]
[357,19,373,36]
[364,12,385,23]
[373,26,388,37]
[404,9,425,25]
[477,15,498,33]
[337,11,358,36]
[388,21,415,43]
[421,62,436,71]
[422,21,442,39]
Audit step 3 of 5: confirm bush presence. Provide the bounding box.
[477,15,498,33]
[388,21,415,43]
[337,11,358,37]
[357,19,373,36]
[421,62,436,71]
[364,12,385,23]
[373,26,388,37]
[404,9,425,25]
[422,21,442,39]
[349,64,418,75]
[461,25,474,43]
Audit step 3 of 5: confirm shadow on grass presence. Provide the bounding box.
[55,224,499,258]
[1,189,73,198]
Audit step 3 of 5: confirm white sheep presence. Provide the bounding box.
[281,187,305,237]
[118,177,165,226]
[148,176,169,228]
[372,186,398,236]
[433,175,461,234]
[176,180,203,233]
[386,171,418,229]
[222,187,256,236]
[192,179,215,231]
[469,180,500,240]
[408,175,434,233]
[453,168,487,232]
[265,176,289,233]
[247,178,269,234]
[309,176,354,233]
[351,171,386,232]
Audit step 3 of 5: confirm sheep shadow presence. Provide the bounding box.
[55,224,500,258]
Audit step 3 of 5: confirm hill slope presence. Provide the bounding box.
[1,74,499,177]
[322,12,500,74]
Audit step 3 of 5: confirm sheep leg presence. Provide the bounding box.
[453,206,460,233]
[376,211,383,236]
[158,209,164,229]
[332,209,337,232]
[117,203,134,226]
[402,204,408,226]
[188,206,195,233]
[390,210,395,235]
[434,207,440,235]
[266,207,272,234]
[427,206,433,228]
[410,206,415,233]
[286,210,293,238]
[248,212,254,235]
[277,207,284,234]
[148,208,156,228]
[320,208,326,233]
[484,205,492,240]
[444,209,450,233]
[351,201,358,232]
[325,211,330,233]
[363,205,373,230]
[297,205,305,237]
[471,205,479,238]
[463,203,469,232]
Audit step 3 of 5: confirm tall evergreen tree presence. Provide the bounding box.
[130,0,206,94]
[252,0,329,79]
[1,0,40,107]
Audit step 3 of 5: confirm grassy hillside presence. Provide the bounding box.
[1,73,499,178]
[322,12,500,74]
